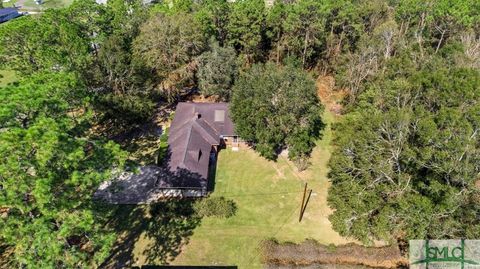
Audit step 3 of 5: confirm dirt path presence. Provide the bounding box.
[316,75,345,115]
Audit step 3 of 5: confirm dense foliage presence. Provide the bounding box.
[197,41,238,100]
[230,63,323,166]
[132,12,205,79]
[0,73,126,267]
[323,0,480,244]
[328,55,480,244]
[0,0,479,265]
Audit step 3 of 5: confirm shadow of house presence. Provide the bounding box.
[93,161,209,204]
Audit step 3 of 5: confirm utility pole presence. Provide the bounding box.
[299,183,313,223]
[299,183,307,222]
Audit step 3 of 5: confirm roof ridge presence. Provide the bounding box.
[180,119,196,168]
[193,119,219,144]
[201,116,222,135]
[168,119,192,145]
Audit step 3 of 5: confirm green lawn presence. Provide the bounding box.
[128,112,354,268]
[0,70,17,87]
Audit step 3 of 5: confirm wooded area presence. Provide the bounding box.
[0,0,479,267]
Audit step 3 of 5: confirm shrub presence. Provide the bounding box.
[193,196,237,218]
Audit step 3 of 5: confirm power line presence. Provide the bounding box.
[279,154,304,181]
[213,190,302,198]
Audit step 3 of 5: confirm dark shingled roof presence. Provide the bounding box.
[166,102,235,187]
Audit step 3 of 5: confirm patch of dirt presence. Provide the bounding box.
[316,75,346,115]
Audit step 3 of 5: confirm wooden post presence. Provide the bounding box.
[299,188,313,223]
[299,183,307,222]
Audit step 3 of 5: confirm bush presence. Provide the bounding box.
[193,196,237,218]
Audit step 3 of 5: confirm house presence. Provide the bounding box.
[162,102,238,197]
[0,8,22,24]
[95,102,242,204]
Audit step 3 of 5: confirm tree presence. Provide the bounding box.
[0,12,91,75]
[132,12,205,101]
[428,0,479,53]
[66,0,111,46]
[106,0,147,38]
[265,1,287,64]
[94,36,154,124]
[335,37,380,104]
[230,63,324,167]
[96,34,135,94]
[328,56,480,244]
[150,0,195,15]
[133,12,205,78]
[196,41,238,100]
[0,73,126,267]
[227,0,266,64]
[280,0,330,68]
[94,92,156,125]
[195,0,231,45]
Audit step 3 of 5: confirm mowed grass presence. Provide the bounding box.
[0,70,17,87]
[130,112,354,268]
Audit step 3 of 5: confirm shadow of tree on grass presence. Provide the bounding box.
[143,200,201,264]
[99,199,201,268]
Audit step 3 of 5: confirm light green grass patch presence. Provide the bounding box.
[0,70,17,87]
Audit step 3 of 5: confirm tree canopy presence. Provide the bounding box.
[132,12,205,101]
[0,0,479,265]
[196,41,238,100]
[0,73,126,268]
[230,63,324,167]
[328,55,480,244]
